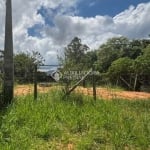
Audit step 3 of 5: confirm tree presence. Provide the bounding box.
[121,40,142,59]
[107,44,150,91]
[133,45,150,77]
[132,45,150,90]
[84,50,98,68]
[108,57,133,89]
[96,37,149,73]
[97,37,130,72]
[61,37,89,70]
[14,51,44,83]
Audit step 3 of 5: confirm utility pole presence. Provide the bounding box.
[3,0,14,104]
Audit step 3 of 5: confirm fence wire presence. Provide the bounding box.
[14,83,150,100]
[13,65,150,100]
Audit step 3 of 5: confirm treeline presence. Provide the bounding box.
[1,36,149,91]
[61,36,150,91]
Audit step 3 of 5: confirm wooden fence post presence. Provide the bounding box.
[92,66,96,101]
[34,64,37,100]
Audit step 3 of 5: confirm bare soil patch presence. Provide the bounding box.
[15,85,150,100]
[75,87,150,100]
[14,85,52,96]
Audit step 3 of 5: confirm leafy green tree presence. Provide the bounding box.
[122,39,150,59]
[61,37,89,70]
[132,45,150,90]
[140,39,150,49]
[108,57,133,89]
[121,40,142,59]
[133,45,150,76]
[97,37,130,72]
[107,44,150,90]
[96,37,150,73]
[142,44,150,57]
[84,50,98,68]
[58,37,90,91]
[14,51,44,83]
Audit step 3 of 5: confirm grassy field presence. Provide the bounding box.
[0,91,150,150]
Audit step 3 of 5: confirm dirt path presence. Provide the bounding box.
[15,85,150,100]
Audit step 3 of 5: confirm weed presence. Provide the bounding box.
[0,92,149,149]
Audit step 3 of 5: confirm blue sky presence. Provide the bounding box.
[28,0,150,37]
[1,0,150,64]
[77,0,150,17]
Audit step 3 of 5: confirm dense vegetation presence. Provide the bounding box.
[61,36,150,91]
[0,36,149,149]
[0,91,149,149]
[14,51,44,83]
[1,36,150,90]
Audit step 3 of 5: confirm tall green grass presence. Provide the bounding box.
[0,91,150,150]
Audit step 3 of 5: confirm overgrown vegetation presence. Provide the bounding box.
[0,91,149,149]
[60,36,150,91]
[1,36,149,90]
[14,51,44,83]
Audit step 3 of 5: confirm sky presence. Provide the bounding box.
[0,0,150,65]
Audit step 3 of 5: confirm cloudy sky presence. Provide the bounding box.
[0,0,150,64]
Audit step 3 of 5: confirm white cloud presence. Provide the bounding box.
[0,1,150,64]
[113,3,150,38]
[89,2,96,7]
[0,0,5,50]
